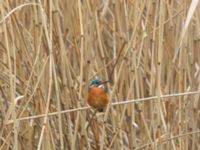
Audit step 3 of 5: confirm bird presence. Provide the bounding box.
[87,79,109,112]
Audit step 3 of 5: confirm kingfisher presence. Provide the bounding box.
[87,79,109,112]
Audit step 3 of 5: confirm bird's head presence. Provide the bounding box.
[90,79,102,87]
[90,79,110,88]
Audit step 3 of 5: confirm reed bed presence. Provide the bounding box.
[0,0,200,149]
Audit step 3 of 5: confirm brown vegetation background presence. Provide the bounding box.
[0,0,200,149]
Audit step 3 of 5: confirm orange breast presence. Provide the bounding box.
[87,87,109,110]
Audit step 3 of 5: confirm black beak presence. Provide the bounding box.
[101,80,110,84]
